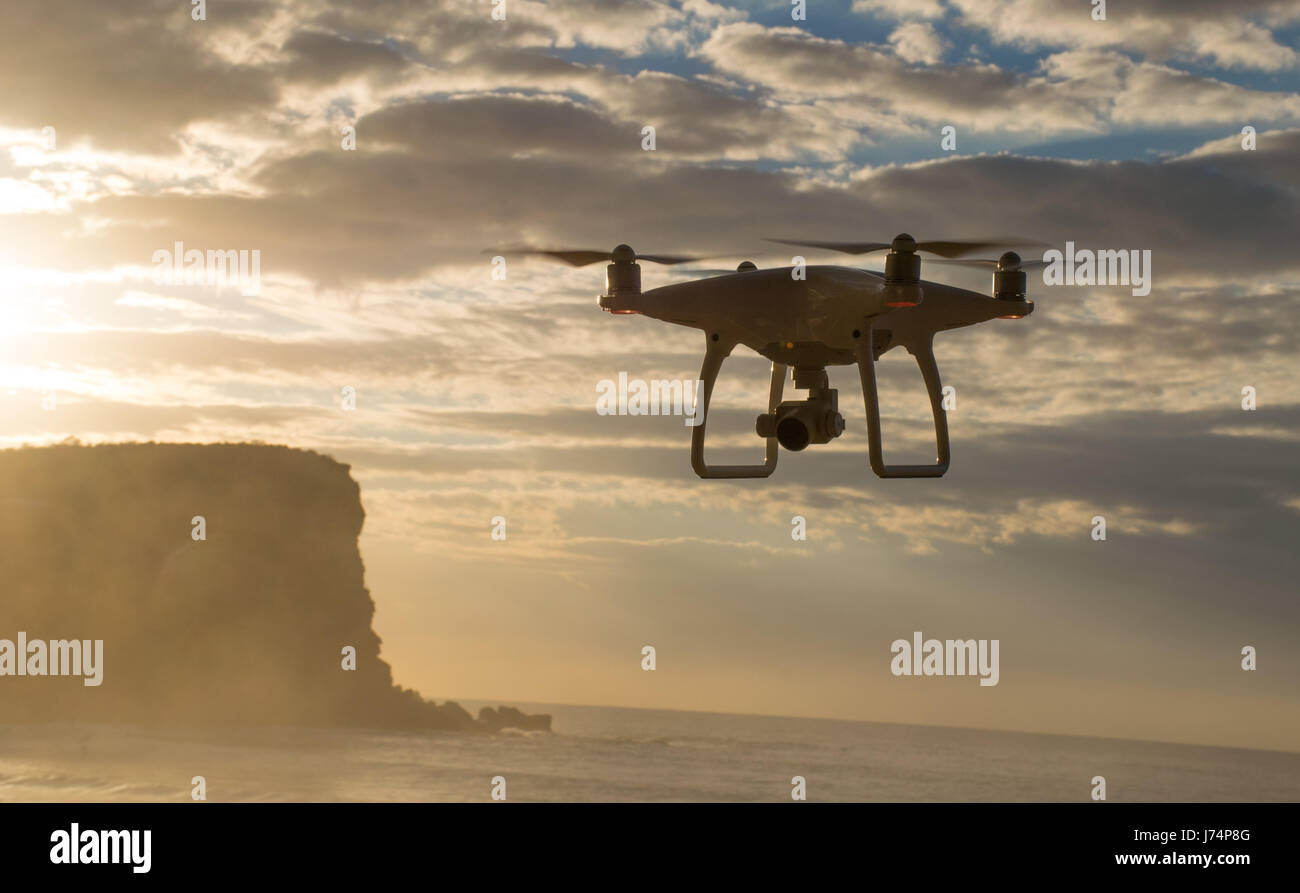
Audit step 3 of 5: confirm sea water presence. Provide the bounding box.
[1,703,1295,802]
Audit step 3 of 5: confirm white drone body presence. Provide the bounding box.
[502,235,1038,479]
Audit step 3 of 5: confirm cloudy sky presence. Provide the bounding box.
[2,0,1298,752]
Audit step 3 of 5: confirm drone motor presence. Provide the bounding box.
[603,243,642,300]
[882,234,923,307]
[992,251,1027,301]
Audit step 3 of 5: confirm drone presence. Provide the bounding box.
[495,234,1045,479]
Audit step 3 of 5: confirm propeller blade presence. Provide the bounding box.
[764,238,891,255]
[636,254,702,265]
[485,249,610,267]
[764,237,1048,258]
[912,239,1043,258]
[929,257,1051,270]
[485,248,703,266]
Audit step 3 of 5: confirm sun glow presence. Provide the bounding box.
[0,265,46,341]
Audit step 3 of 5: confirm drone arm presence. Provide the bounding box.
[855,329,950,478]
[691,336,786,478]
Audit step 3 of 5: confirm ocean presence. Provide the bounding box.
[1,703,1296,802]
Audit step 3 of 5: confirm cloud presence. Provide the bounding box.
[948,0,1300,72]
[699,23,1300,136]
[10,122,1298,297]
[505,0,701,56]
[855,0,947,20]
[114,291,229,319]
[889,22,948,65]
[280,29,412,84]
[0,0,280,153]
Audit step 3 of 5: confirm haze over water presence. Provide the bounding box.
[2,704,1295,803]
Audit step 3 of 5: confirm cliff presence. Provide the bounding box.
[0,441,549,733]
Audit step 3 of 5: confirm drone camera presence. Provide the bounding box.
[755,368,845,452]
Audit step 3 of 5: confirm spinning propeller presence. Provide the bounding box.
[763,234,1044,259]
[928,252,1050,271]
[486,243,708,301]
[486,244,701,267]
[929,251,1046,305]
[763,233,1046,306]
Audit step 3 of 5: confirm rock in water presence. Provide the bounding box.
[479,706,553,732]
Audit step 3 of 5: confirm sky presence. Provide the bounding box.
[1,0,1298,752]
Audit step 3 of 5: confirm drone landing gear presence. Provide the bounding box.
[855,328,950,478]
[690,335,787,478]
[689,328,951,479]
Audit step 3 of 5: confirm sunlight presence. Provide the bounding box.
[0,265,38,340]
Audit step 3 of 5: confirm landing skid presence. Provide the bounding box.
[689,326,950,479]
